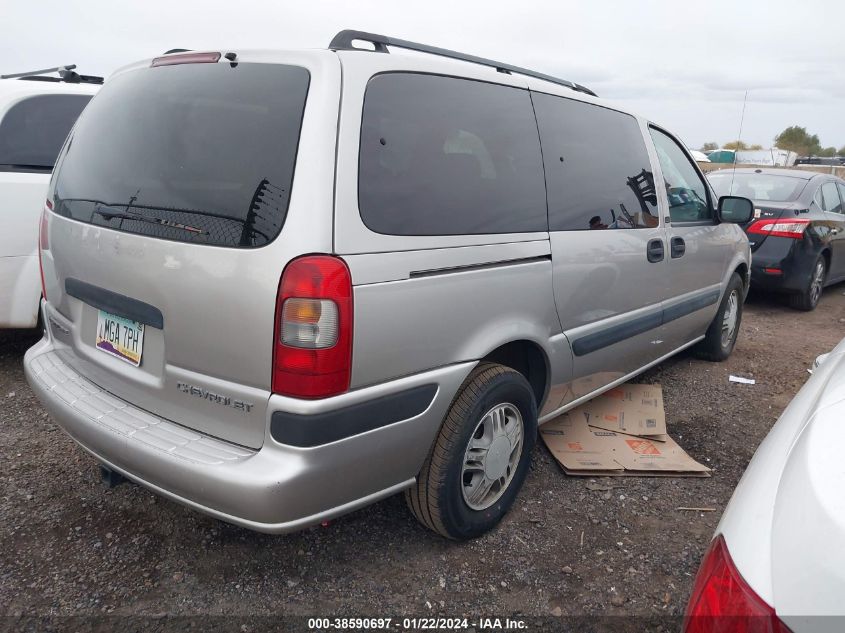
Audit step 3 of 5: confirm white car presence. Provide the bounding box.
[685,336,845,632]
[0,65,99,328]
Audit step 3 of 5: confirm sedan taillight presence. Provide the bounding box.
[684,535,791,633]
[747,218,809,239]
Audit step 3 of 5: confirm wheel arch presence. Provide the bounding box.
[820,248,832,277]
[733,261,749,292]
[479,339,550,411]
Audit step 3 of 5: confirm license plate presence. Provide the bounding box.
[95,310,144,367]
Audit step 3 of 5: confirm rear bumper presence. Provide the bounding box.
[749,236,818,293]
[24,334,473,533]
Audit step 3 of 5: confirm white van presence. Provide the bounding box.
[0,65,99,328]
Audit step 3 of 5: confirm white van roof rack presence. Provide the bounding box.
[329,29,597,97]
[0,64,104,85]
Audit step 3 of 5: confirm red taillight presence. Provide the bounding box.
[38,204,50,300]
[684,535,790,633]
[272,255,353,399]
[151,52,221,67]
[747,218,809,239]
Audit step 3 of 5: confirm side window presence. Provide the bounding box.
[358,73,547,235]
[820,182,843,213]
[838,184,845,213]
[0,94,91,172]
[649,128,712,223]
[532,92,658,231]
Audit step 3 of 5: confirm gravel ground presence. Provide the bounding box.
[1,285,844,627]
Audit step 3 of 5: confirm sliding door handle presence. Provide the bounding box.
[646,239,664,263]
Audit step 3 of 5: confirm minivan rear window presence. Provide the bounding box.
[52,62,310,248]
[359,73,547,235]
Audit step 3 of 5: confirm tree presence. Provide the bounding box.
[701,142,719,152]
[774,126,821,156]
[818,146,837,157]
[723,140,748,151]
[838,145,845,157]
[749,144,764,150]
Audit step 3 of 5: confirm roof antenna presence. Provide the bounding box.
[729,90,748,195]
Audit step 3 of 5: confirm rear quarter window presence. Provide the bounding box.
[821,181,843,213]
[0,94,91,172]
[358,73,547,235]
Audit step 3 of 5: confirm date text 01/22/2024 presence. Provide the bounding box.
[307,617,527,630]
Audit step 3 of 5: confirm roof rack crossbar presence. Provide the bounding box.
[1,64,103,85]
[329,30,597,97]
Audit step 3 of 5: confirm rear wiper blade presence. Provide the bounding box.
[62,197,248,227]
[92,208,207,235]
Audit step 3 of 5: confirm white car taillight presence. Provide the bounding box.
[684,535,790,633]
[38,201,51,301]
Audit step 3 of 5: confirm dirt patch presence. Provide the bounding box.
[1,284,843,620]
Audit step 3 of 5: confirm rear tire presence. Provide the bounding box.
[405,362,537,540]
[789,256,826,311]
[694,273,744,362]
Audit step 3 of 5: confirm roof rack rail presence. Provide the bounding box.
[0,64,104,85]
[328,30,597,97]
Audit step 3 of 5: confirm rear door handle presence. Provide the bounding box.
[646,239,664,263]
[670,236,686,258]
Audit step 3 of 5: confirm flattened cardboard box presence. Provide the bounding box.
[540,384,710,477]
[580,383,667,438]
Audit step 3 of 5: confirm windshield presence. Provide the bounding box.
[51,61,310,248]
[707,173,807,202]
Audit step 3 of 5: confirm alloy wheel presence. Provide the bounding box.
[810,260,825,306]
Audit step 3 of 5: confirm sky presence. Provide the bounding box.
[2,0,843,151]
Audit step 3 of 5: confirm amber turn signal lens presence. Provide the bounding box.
[284,298,322,324]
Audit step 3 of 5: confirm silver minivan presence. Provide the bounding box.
[25,31,753,539]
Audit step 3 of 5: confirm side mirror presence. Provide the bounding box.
[718,196,754,224]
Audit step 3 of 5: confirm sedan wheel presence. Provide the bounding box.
[790,257,826,311]
[809,259,825,306]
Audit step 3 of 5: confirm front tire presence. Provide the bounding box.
[406,363,537,540]
[789,256,826,311]
[694,273,744,362]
